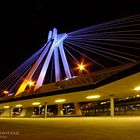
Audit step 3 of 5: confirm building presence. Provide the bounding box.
[0,62,139,117]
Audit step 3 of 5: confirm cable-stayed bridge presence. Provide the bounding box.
[0,14,140,100]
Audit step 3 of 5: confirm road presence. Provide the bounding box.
[0,116,140,140]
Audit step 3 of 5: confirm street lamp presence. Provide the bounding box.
[76,62,88,75]
[27,80,35,87]
[78,63,85,71]
[2,90,9,95]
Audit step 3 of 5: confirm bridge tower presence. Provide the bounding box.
[15,28,72,96]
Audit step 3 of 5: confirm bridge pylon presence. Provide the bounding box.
[15,28,71,96]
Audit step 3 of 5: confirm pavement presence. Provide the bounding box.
[0,116,140,140]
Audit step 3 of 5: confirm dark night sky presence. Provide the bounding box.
[0,1,140,81]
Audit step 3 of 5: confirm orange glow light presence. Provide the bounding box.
[78,63,85,71]
[27,80,35,87]
[3,90,9,94]
[73,61,89,75]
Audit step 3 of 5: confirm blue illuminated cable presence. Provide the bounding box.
[66,39,140,59]
[66,38,140,50]
[64,42,106,68]
[68,14,140,36]
[63,46,79,63]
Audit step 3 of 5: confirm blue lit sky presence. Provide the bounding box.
[0,1,139,80]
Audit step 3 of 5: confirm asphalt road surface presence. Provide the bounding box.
[0,117,140,140]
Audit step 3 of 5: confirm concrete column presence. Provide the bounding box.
[95,109,96,116]
[74,102,82,116]
[38,106,41,115]
[1,107,13,117]
[10,106,13,118]
[20,108,27,117]
[103,108,104,114]
[44,102,47,118]
[0,110,3,117]
[24,107,34,117]
[58,104,64,116]
[110,95,114,117]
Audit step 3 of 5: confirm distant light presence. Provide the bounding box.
[78,64,85,70]
[86,95,100,99]
[55,99,66,103]
[27,80,35,87]
[134,86,140,91]
[65,78,69,80]
[74,62,88,75]
[16,104,22,107]
[32,102,40,105]
[72,76,77,78]
[4,106,10,109]
[136,95,140,97]
[100,101,107,105]
[8,93,14,96]
[3,90,9,94]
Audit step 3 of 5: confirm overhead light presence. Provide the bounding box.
[55,99,66,103]
[4,106,10,109]
[32,102,40,105]
[136,95,140,97]
[134,86,140,91]
[86,95,100,99]
[27,80,35,87]
[16,104,22,107]
[3,90,9,94]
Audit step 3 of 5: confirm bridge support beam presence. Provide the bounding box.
[110,95,115,117]
[44,102,48,118]
[1,107,13,117]
[34,41,55,90]
[54,47,61,82]
[74,102,82,116]
[23,107,34,117]
[15,28,69,95]
[15,41,51,96]
[10,106,13,118]
[57,104,64,116]
[20,108,27,117]
[59,42,72,79]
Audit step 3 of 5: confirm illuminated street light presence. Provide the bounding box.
[27,80,35,87]
[4,106,10,109]
[32,102,41,106]
[74,62,88,75]
[55,99,66,103]
[86,95,100,99]
[16,104,22,107]
[3,90,9,94]
[134,86,140,91]
[78,63,85,71]
[77,62,87,71]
